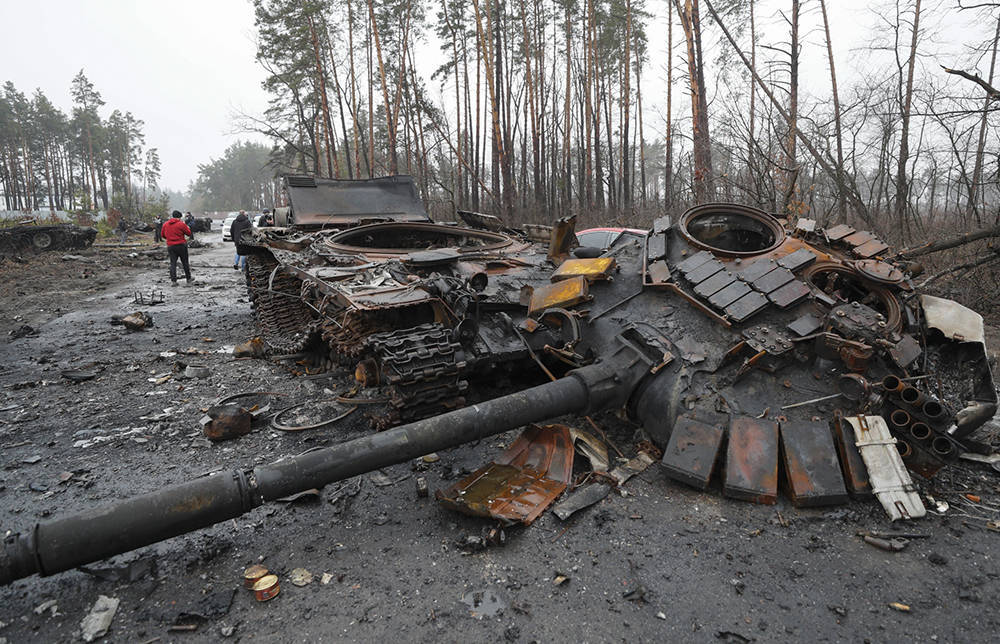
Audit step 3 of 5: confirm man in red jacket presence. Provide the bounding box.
[161,210,195,286]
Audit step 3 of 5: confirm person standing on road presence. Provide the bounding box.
[153,216,163,243]
[116,217,128,243]
[230,210,251,271]
[162,210,195,286]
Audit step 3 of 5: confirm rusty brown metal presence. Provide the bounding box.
[724,416,779,504]
[832,415,873,499]
[660,416,725,490]
[202,405,253,442]
[243,565,269,590]
[435,424,574,525]
[779,419,849,507]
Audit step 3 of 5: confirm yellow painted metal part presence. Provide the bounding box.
[550,257,617,282]
[528,276,590,316]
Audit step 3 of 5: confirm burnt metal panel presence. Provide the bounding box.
[661,417,724,490]
[752,267,795,294]
[724,416,779,504]
[693,269,738,298]
[853,239,890,259]
[435,424,573,525]
[843,230,874,247]
[647,260,671,284]
[780,420,849,507]
[787,313,823,337]
[725,291,769,323]
[824,224,856,241]
[708,281,752,309]
[646,233,666,262]
[736,258,777,283]
[284,175,430,225]
[767,280,811,309]
[777,248,818,272]
[833,417,873,499]
[684,258,725,284]
[675,250,715,275]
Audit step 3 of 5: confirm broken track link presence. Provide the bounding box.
[366,323,470,429]
[245,252,319,355]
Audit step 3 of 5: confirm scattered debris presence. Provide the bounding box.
[80,556,155,582]
[8,324,37,339]
[320,572,333,585]
[275,489,321,503]
[863,535,909,552]
[552,573,569,586]
[61,367,99,382]
[120,311,153,331]
[415,476,428,498]
[889,602,911,613]
[845,416,925,520]
[233,337,267,358]
[80,595,119,642]
[201,405,252,442]
[184,364,210,378]
[289,567,313,586]
[33,599,58,616]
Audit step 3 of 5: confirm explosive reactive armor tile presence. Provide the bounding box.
[693,269,738,298]
[436,424,574,525]
[767,279,811,309]
[724,416,779,504]
[550,257,617,282]
[708,281,752,309]
[787,313,824,337]
[853,239,890,259]
[725,291,769,323]
[779,419,849,507]
[843,230,874,247]
[675,250,715,275]
[824,224,856,241]
[736,258,778,283]
[777,248,818,272]
[685,258,726,284]
[752,267,795,294]
[528,276,590,316]
[833,416,873,499]
[661,417,724,490]
[647,260,671,284]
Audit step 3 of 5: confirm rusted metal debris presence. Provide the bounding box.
[436,424,574,525]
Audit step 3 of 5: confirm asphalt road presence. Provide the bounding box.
[1,233,999,642]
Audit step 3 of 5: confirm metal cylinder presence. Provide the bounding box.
[900,386,924,406]
[889,409,911,431]
[895,439,912,459]
[910,422,932,442]
[922,400,945,422]
[881,375,904,394]
[932,437,954,457]
[1,358,650,586]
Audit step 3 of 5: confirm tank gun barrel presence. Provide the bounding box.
[1,345,657,586]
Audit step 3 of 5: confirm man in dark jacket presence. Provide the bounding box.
[153,216,163,243]
[230,210,252,271]
[162,210,195,286]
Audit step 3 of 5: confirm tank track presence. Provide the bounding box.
[245,252,318,355]
[366,323,470,429]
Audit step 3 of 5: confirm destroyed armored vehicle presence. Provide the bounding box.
[2,186,998,585]
[0,222,97,255]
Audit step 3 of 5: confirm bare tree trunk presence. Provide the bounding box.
[674,0,713,203]
[636,40,647,209]
[348,0,362,178]
[621,0,632,212]
[562,0,573,211]
[782,0,800,214]
[665,0,674,211]
[894,0,922,240]
[819,0,845,223]
[968,14,1000,226]
[747,0,755,203]
[367,0,398,174]
[306,11,336,177]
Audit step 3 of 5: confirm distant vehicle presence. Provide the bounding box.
[576,226,647,250]
[221,212,240,241]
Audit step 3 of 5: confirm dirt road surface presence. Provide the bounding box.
[2,233,1000,642]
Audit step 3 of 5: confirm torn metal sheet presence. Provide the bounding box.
[724,416,779,504]
[552,484,612,520]
[436,424,574,525]
[569,427,609,472]
[833,416,874,499]
[920,295,986,344]
[779,420,849,507]
[528,276,591,316]
[844,415,926,520]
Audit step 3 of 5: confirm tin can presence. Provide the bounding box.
[243,564,269,590]
[253,574,280,601]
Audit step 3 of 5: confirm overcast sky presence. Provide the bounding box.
[1,1,990,194]
[1,0,270,192]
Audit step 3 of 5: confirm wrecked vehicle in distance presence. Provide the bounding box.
[2,180,997,585]
[0,222,97,255]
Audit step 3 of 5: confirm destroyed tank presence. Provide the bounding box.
[0,222,97,255]
[2,184,998,585]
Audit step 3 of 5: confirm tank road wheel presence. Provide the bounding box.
[31,231,53,250]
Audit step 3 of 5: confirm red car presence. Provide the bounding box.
[576,226,647,250]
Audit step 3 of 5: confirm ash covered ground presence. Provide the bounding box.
[1,233,1000,642]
